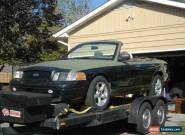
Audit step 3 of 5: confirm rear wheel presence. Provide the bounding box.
[149,75,163,96]
[136,102,152,135]
[152,100,166,126]
[85,76,110,110]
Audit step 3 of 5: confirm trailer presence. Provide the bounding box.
[0,91,167,135]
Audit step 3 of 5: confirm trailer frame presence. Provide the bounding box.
[0,96,167,135]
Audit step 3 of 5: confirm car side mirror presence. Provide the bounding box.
[118,52,131,61]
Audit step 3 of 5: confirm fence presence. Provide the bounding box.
[0,63,32,84]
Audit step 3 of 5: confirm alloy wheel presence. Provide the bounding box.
[142,109,152,129]
[157,106,165,124]
[94,81,108,107]
[154,79,162,96]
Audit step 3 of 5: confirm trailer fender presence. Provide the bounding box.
[128,96,167,124]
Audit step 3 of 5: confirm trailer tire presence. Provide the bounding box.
[85,76,110,110]
[152,100,166,126]
[149,75,163,96]
[136,102,152,135]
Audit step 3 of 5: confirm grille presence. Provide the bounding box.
[23,70,51,82]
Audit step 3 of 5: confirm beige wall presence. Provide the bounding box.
[68,1,185,53]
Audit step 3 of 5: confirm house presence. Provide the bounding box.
[0,64,12,89]
[54,0,185,52]
[54,0,185,95]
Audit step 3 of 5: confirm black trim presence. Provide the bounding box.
[134,50,185,58]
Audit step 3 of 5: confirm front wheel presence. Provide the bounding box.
[85,76,110,110]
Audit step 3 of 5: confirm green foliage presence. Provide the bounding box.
[38,38,67,61]
[173,0,185,2]
[0,0,66,65]
[58,0,90,25]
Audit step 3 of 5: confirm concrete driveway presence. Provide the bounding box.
[1,113,185,135]
[166,113,185,126]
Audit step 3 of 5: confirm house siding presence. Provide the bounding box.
[68,1,185,53]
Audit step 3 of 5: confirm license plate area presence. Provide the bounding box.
[0,107,24,123]
[2,108,21,118]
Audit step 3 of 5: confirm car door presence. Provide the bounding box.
[128,58,157,87]
[115,60,138,92]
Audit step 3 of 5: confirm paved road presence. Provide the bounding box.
[1,113,185,135]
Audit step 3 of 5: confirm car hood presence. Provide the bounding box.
[27,59,122,71]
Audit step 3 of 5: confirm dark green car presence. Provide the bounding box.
[10,41,169,110]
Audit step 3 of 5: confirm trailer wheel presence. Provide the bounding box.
[85,76,110,110]
[136,102,152,135]
[149,75,163,96]
[152,100,166,126]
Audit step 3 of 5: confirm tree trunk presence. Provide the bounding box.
[0,64,5,72]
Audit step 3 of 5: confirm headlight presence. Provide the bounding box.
[13,71,23,79]
[52,72,86,81]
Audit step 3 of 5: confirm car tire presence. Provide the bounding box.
[136,102,153,135]
[152,100,167,126]
[149,75,163,96]
[85,76,110,110]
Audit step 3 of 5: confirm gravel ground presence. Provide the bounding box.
[1,113,185,135]
[166,113,185,126]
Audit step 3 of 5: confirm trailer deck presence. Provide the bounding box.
[0,93,167,135]
[41,103,130,130]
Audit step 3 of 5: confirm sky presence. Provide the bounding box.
[89,0,108,10]
[88,0,185,10]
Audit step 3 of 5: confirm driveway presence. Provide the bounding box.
[166,113,185,126]
[1,113,185,135]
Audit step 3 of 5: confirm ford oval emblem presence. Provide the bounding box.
[48,90,53,94]
[33,73,39,77]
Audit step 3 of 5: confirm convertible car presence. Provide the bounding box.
[10,41,169,110]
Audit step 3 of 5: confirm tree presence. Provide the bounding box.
[0,0,67,67]
[173,0,185,2]
[58,0,90,26]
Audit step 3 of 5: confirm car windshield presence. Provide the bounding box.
[66,42,117,60]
